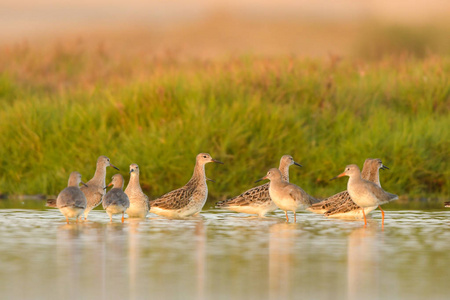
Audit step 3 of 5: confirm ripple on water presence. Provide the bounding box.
[0,208,449,300]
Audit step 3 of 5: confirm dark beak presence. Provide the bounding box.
[381,164,390,170]
[294,162,302,167]
[104,182,113,190]
[206,177,215,183]
[212,159,224,164]
[110,163,120,171]
[81,181,88,187]
[330,173,346,181]
[255,176,268,183]
[130,169,135,174]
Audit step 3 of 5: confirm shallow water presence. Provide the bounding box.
[0,208,449,300]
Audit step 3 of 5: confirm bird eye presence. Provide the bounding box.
[203,155,207,158]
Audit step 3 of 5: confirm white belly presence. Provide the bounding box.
[59,207,84,219]
[326,206,377,219]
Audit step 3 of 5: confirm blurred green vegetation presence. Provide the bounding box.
[0,44,448,204]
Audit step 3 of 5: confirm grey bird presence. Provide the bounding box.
[256,168,317,222]
[150,153,223,218]
[103,174,130,223]
[55,171,88,224]
[125,164,150,218]
[309,158,390,218]
[81,156,119,220]
[216,155,302,217]
[332,164,398,227]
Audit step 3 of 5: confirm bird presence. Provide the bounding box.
[81,156,119,220]
[256,168,317,222]
[445,202,450,208]
[149,153,223,218]
[215,155,302,217]
[55,171,88,224]
[124,164,150,218]
[309,158,389,218]
[103,174,130,223]
[331,164,398,227]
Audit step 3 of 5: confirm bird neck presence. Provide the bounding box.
[278,161,290,182]
[188,162,206,186]
[127,173,143,191]
[67,178,79,187]
[91,164,107,186]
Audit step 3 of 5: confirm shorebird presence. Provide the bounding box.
[256,168,317,222]
[332,164,398,227]
[150,153,223,218]
[125,164,150,218]
[103,174,130,223]
[81,156,119,220]
[55,171,88,224]
[215,155,301,217]
[309,158,389,218]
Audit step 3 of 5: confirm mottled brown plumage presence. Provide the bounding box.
[125,163,150,218]
[150,153,223,218]
[309,158,388,218]
[215,155,301,217]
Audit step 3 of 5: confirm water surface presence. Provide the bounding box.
[0,207,449,300]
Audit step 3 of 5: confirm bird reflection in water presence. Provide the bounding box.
[347,223,380,300]
[269,222,297,300]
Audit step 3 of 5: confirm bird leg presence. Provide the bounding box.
[285,211,289,222]
[66,216,69,224]
[362,208,367,227]
[122,212,125,223]
[378,205,385,229]
[293,211,296,223]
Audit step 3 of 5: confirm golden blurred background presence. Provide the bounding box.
[2,0,449,59]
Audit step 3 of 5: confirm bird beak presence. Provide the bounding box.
[130,169,134,174]
[381,164,390,170]
[330,172,346,181]
[255,176,268,183]
[294,162,302,167]
[110,163,120,171]
[81,181,88,187]
[104,182,113,189]
[212,159,224,164]
[206,177,215,183]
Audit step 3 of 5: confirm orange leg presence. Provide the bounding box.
[378,205,385,229]
[293,211,297,223]
[66,216,69,224]
[285,211,289,222]
[122,212,125,223]
[362,208,367,227]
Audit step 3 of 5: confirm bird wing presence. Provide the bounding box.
[103,189,129,209]
[365,182,398,204]
[285,183,315,207]
[150,186,192,210]
[310,190,349,211]
[57,187,86,209]
[325,196,361,216]
[216,183,270,207]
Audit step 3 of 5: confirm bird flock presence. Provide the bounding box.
[48,153,398,227]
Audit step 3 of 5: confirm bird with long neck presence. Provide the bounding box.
[332,164,398,227]
[56,171,88,224]
[216,155,302,217]
[125,163,150,218]
[103,174,130,223]
[150,153,223,218]
[256,168,317,222]
[309,158,389,218]
[81,155,119,220]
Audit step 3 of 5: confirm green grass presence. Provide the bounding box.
[0,46,448,204]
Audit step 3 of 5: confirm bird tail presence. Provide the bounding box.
[46,199,57,207]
